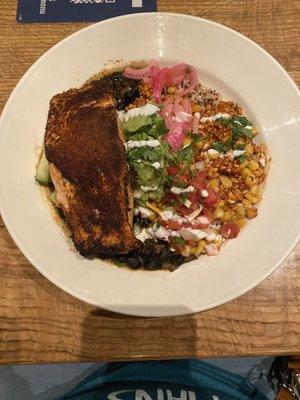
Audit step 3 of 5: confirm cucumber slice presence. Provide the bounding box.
[48,191,59,207]
[35,151,51,185]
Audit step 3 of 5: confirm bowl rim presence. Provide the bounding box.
[0,12,299,316]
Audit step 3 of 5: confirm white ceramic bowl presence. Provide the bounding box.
[0,13,299,317]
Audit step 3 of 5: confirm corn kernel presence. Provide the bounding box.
[250,185,260,196]
[235,218,246,228]
[246,207,258,219]
[245,144,254,154]
[258,173,266,184]
[240,160,249,169]
[213,208,224,219]
[192,104,201,113]
[244,192,259,204]
[167,86,176,94]
[220,175,233,188]
[182,137,192,147]
[248,160,259,171]
[146,202,161,215]
[242,168,253,178]
[233,204,246,217]
[245,175,257,187]
[194,239,207,258]
[242,199,252,209]
[218,199,225,207]
[181,245,192,257]
[208,178,219,190]
[253,168,264,177]
[195,141,204,150]
[222,211,233,221]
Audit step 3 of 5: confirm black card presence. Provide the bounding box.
[17,0,157,23]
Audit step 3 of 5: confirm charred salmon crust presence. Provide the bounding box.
[45,78,140,256]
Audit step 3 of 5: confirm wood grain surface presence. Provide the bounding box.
[0,0,299,364]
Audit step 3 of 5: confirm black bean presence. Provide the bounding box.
[114,255,128,264]
[126,257,142,270]
[171,254,186,266]
[143,258,163,270]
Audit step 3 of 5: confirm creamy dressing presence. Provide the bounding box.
[141,185,158,192]
[201,189,209,198]
[179,228,208,241]
[151,162,161,169]
[187,207,202,221]
[118,104,160,122]
[232,149,246,158]
[134,225,180,242]
[259,158,266,167]
[135,206,153,219]
[134,190,143,199]
[170,185,194,195]
[134,228,153,243]
[200,113,231,122]
[207,149,220,157]
[126,139,160,149]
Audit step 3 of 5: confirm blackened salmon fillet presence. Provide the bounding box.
[45,77,139,256]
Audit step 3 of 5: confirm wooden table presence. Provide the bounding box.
[0,0,299,365]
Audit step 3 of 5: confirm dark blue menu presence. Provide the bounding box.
[17,0,157,23]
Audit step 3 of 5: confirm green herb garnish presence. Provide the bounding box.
[114,260,125,268]
[212,142,227,153]
[216,116,253,146]
[188,132,202,143]
[180,195,189,204]
[123,115,153,133]
[238,155,248,163]
[170,144,193,164]
[123,114,169,203]
[172,236,185,245]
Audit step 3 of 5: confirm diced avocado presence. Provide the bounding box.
[35,151,51,185]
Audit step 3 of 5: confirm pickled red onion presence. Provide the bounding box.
[166,125,186,150]
[123,60,159,80]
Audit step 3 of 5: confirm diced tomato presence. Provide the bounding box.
[161,193,177,205]
[206,244,220,256]
[167,166,180,175]
[191,218,210,229]
[186,240,197,247]
[175,204,191,217]
[203,208,214,222]
[203,187,219,207]
[191,208,214,229]
[192,171,206,190]
[162,219,183,230]
[176,173,190,185]
[188,191,201,210]
[220,223,240,239]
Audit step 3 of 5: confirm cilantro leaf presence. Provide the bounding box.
[188,132,202,143]
[238,155,248,163]
[172,236,185,245]
[212,142,227,153]
[172,144,193,164]
[233,116,252,126]
[217,116,253,140]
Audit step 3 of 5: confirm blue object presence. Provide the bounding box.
[59,360,268,400]
[16,0,157,23]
